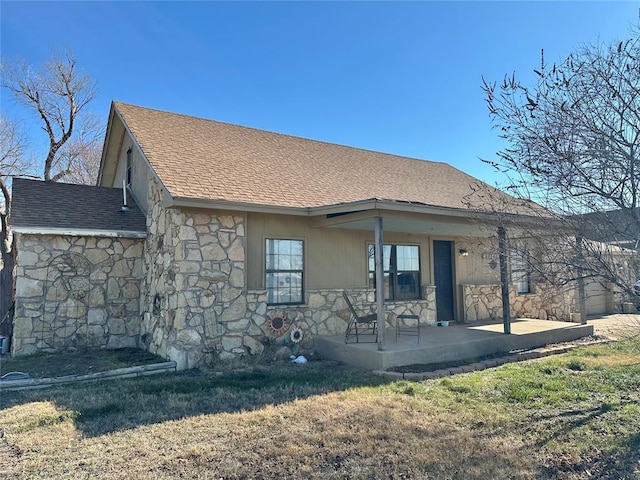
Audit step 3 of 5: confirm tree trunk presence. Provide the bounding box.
[0,221,14,338]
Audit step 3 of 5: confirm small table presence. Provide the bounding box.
[396,314,420,343]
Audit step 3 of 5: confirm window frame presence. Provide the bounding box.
[126,147,133,187]
[265,238,304,306]
[368,243,421,301]
[510,247,532,294]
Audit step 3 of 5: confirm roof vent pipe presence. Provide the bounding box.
[120,179,129,212]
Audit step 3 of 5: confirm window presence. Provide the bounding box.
[368,244,420,300]
[126,148,133,187]
[510,248,531,294]
[266,239,304,305]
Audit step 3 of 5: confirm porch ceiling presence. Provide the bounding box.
[312,210,495,237]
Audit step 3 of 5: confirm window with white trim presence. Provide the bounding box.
[266,239,304,305]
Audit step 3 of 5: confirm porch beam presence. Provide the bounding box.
[374,216,386,350]
[498,226,511,334]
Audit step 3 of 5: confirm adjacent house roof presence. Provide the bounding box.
[109,101,543,217]
[10,178,147,238]
[575,209,640,249]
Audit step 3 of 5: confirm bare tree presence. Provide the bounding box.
[53,112,104,185]
[0,115,29,332]
[0,115,29,253]
[1,50,98,182]
[481,26,640,308]
[483,32,640,215]
[0,51,102,335]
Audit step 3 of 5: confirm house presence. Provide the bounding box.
[9,102,593,369]
[568,210,640,315]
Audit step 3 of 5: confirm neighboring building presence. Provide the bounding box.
[9,102,596,369]
[568,210,640,315]
[577,209,640,251]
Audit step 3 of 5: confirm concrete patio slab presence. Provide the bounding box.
[587,313,640,338]
[314,318,594,371]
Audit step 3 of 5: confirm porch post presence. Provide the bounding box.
[576,235,587,325]
[375,216,386,350]
[498,226,511,334]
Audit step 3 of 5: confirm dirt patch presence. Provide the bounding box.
[392,352,506,373]
[0,348,165,379]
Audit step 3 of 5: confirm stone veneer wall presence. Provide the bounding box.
[142,180,438,369]
[140,180,247,370]
[242,286,437,356]
[462,283,574,322]
[12,234,144,356]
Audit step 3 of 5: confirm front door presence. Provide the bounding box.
[433,240,455,322]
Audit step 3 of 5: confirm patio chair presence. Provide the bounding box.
[343,291,378,344]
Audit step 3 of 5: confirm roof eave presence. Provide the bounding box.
[170,196,310,215]
[170,196,554,227]
[308,199,483,218]
[97,102,119,186]
[12,226,147,239]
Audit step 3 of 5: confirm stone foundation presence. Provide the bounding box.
[12,234,144,356]
[462,283,574,322]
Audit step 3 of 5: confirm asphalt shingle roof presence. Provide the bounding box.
[10,178,146,233]
[114,102,532,214]
[576,209,640,246]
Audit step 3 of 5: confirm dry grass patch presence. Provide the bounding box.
[1,342,639,479]
[0,389,533,479]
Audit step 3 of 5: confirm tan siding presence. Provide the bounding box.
[110,136,150,213]
[247,214,512,318]
[131,146,150,213]
[455,238,501,286]
[247,213,436,291]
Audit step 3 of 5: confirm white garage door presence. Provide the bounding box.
[585,279,608,316]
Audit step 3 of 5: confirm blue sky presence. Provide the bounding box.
[1,1,638,185]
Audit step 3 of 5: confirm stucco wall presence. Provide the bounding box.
[12,234,144,356]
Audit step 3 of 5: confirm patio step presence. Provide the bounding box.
[371,338,611,380]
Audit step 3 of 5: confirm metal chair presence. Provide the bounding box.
[343,291,378,344]
[396,314,420,343]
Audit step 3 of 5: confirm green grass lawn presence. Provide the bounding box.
[1,342,639,479]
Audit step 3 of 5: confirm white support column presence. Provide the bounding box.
[375,216,385,350]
